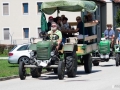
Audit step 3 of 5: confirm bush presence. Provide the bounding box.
[116,9,120,27]
[0,44,6,54]
[7,45,15,52]
[0,44,16,55]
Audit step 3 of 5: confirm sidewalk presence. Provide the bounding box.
[0,57,8,60]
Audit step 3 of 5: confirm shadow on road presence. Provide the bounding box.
[100,64,114,67]
[36,70,101,80]
[77,70,101,75]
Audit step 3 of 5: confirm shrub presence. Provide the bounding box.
[0,44,6,54]
[116,9,120,27]
[7,45,16,52]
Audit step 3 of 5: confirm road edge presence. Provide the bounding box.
[0,71,48,81]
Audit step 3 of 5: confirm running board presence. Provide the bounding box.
[24,65,58,68]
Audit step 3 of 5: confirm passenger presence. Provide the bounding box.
[61,15,65,21]
[104,24,115,48]
[47,16,54,32]
[86,12,98,36]
[116,28,120,45]
[54,17,62,30]
[48,22,62,50]
[74,16,88,35]
[61,17,71,43]
[62,17,71,30]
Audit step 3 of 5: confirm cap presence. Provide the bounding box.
[49,16,53,19]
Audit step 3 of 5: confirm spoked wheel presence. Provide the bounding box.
[83,54,92,73]
[66,52,77,77]
[19,61,26,80]
[116,54,119,67]
[58,61,65,80]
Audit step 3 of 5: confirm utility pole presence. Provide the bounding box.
[9,32,14,45]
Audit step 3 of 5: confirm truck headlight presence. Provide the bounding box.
[30,51,34,56]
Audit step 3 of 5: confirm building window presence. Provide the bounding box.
[23,3,28,14]
[38,27,41,37]
[23,28,29,38]
[3,28,9,40]
[3,3,9,15]
[37,2,42,13]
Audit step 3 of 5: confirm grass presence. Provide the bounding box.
[0,50,9,57]
[0,60,47,78]
[0,60,19,77]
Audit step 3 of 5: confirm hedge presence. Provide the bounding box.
[0,44,16,54]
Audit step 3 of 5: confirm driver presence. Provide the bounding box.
[104,24,115,48]
[48,22,62,50]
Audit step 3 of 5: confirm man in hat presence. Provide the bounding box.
[116,27,120,44]
[104,24,115,48]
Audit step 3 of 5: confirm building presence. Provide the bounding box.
[0,0,113,44]
[112,0,120,37]
[0,0,81,45]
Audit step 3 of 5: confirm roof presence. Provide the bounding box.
[41,0,98,15]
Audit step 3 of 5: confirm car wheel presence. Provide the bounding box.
[19,56,29,64]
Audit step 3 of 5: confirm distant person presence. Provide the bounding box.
[104,24,115,48]
[116,28,120,45]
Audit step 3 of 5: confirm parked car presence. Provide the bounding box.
[8,43,31,64]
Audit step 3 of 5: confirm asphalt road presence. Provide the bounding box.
[0,60,120,90]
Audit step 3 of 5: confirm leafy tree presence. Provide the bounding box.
[116,9,120,27]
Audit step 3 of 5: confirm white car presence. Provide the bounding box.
[8,43,32,64]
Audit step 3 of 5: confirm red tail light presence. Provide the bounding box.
[9,53,13,56]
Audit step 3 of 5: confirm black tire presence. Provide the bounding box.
[30,68,42,78]
[53,68,58,74]
[58,61,65,80]
[83,54,92,73]
[19,61,26,80]
[116,54,119,66]
[93,62,99,66]
[66,52,77,77]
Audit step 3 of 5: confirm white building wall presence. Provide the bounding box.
[106,2,113,26]
[0,0,80,45]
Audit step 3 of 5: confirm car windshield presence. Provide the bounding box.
[10,45,17,52]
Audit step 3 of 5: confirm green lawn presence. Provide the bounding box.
[0,60,30,78]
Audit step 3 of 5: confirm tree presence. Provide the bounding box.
[116,9,120,27]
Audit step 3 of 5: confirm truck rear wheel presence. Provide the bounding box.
[83,54,92,73]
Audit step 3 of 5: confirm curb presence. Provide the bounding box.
[0,71,48,81]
